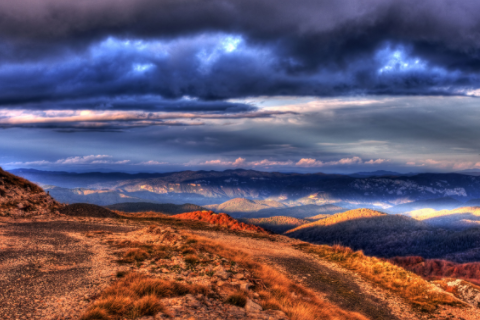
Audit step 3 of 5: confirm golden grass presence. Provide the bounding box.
[80,272,208,319]
[297,243,464,312]
[185,234,368,320]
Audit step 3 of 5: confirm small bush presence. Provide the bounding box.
[225,291,247,307]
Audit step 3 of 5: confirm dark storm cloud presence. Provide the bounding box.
[0,0,479,103]
[1,0,480,69]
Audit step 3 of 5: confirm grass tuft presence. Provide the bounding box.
[121,248,149,263]
[79,308,110,320]
[225,291,247,307]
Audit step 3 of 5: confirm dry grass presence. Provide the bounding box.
[123,248,149,262]
[225,290,248,307]
[297,243,464,312]
[80,272,208,319]
[184,235,368,320]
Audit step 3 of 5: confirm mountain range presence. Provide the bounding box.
[10,169,480,210]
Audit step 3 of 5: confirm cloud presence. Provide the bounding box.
[296,157,386,167]
[0,108,292,131]
[136,160,168,165]
[405,159,480,170]
[4,155,131,166]
[0,1,480,107]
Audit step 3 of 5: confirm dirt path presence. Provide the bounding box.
[192,230,422,320]
[0,219,135,320]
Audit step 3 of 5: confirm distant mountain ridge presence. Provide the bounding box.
[106,202,205,215]
[10,168,480,209]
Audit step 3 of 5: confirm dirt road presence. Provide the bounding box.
[0,219,135,320]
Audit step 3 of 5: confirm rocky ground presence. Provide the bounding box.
[0,218,135,320]
[0,215,479,320]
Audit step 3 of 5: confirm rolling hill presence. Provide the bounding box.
[286,209,480,263]
[172,210,268,233]
[240,216,309,233]
[286,208,386,233]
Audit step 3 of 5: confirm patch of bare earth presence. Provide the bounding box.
[0,217,136,320]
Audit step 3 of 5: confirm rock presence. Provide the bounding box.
[245,298,263,313]
[265,310,289,319]
[253,292,260,298]
[213,266,231,280]
[240,281,253,291]
[235,273,245,280]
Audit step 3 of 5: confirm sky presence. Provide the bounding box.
[1,0,480,173]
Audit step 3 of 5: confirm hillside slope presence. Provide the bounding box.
[286,208,386,233]
[287,211,480,262]
[0,167,63,217]
[173,210,268,233]
[389,256,480,286]
[240,216,309,233]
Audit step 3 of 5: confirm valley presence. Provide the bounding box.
[2,167,480,319]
